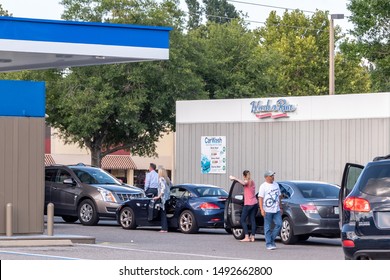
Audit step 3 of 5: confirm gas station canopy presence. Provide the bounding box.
[0,16,171,72]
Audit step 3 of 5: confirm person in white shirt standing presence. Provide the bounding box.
[144,163,159,196]
[258,171,283,250]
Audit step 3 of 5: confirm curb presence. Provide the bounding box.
[0,235,95,247]
[0,239,73,247]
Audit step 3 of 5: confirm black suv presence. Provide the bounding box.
[45,164,144,225]
[340,155,390,259]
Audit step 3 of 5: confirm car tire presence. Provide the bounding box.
[179,210,198,234]
[225,228,232,234]
[78,199,99,226]
[280,216,298,244]
[232,228,245,240]
[61,215,78,223]
[119,207,137,229]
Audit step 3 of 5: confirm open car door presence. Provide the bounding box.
[226,180,244,228]
[339,163,364,226]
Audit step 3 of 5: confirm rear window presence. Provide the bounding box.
[358,163,390,197]
[194,187,228,197]
[296,183,340,199]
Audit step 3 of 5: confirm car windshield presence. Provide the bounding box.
[71,167,120,185]
[193,187,228,197]
[296,183,340,199]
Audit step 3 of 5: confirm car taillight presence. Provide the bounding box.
[200,202,220,209]
[300,204,318,214]
[343,197,370,212]
[342,240,355,248]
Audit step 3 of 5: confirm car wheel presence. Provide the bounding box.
[61,215,78,223]
[179,210,199,234]
[78,199,99,226]
[225,228,232,234]
[232,228,245,240]
[280,216,298,244]
[119,207,137,229]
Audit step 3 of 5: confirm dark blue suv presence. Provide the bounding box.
[340,155,390,260]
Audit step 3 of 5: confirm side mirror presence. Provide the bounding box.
[63,178,75,185]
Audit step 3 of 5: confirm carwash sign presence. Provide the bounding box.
[250,99,297,119]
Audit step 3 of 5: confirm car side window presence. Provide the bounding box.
[279,183,292,199]
[170,187,190,198]
[45,169,57,182]
[346,166,363,194]
[74,171,94,184]
[231,181,244,202]
[56,170,72,183]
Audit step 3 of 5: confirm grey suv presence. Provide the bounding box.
[45,164,145,225]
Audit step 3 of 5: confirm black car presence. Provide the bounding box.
[225,180,340,244]
[45,164,144,225]
[117,184,228,233]
[340,155,390,260]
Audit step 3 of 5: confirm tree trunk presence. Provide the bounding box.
[91,148,103,168]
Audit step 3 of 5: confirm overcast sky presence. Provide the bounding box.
[0,0,353,32]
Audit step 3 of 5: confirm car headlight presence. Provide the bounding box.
[97,188,117,203]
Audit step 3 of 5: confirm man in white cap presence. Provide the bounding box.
[258,170,283,250]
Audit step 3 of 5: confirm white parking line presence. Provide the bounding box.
[0,250,81,260]
[78,243,246,260]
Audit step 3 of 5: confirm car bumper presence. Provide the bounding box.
[342,230,390,259]
[193,209,225,228]
[96,202,122,219]
[294,217,340,237]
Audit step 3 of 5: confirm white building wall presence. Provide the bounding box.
[175,93,390,190]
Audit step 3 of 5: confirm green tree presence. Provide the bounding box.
[49,0,204,167]
[258,10,370,95]
[185,0,202,29]
[185,19,278,99]
[0,4,11,16]
[346,0,390,92]
[203,0,240,24]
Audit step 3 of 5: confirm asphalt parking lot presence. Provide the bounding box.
[0,218,343,260]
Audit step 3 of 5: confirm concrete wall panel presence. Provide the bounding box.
[0,117,44,234]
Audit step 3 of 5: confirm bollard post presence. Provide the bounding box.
[47,203,54,236]
[6,203,13,237]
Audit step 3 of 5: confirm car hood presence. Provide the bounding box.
[86,183,143,194]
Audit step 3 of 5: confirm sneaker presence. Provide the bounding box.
[266,245,276,250]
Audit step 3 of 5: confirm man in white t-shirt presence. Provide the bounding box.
[258,170,283,250]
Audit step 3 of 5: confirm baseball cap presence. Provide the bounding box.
[264,170,276,177]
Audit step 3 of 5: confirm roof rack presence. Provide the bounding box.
[373,154,390,161]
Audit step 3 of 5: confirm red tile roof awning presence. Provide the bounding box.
[45,154,56,166]
[101,155,137,170]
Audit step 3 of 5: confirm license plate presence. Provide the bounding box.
[376,212,390,229]
[334,207,339,215]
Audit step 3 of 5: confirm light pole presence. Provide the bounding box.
[329,14,344,95]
